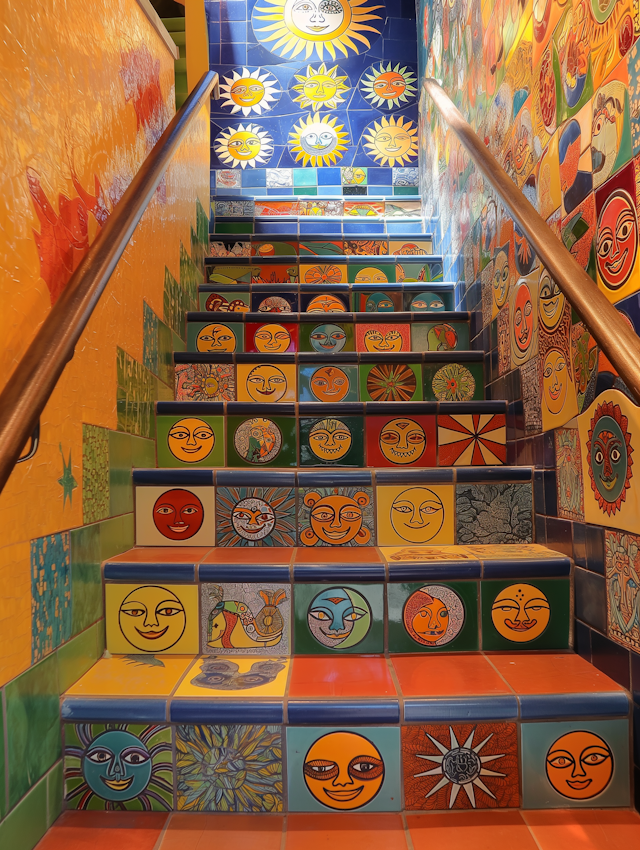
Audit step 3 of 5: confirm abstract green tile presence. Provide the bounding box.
[299,415,364,467]
[116,347,156,439]
[99,513,135,562]
[82,424,109,524]
[481,579,571,651]
[142,301,159,377]
[0,773,47,850]
[70,523,102,636]
[388,581,479,652]
[226,414,296,468]
[31,532,71,663]
[57,622,102,693]
[157,414,225,467]
[411,322,470,352]
[131,434,156,468]
[109,430,133,516]
[47,761,64,827]
[359,362,423,402]
[423,361,484,401]
[293,583,384,654]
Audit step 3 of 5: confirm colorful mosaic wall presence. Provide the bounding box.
[206,0,420,197]
[416,0,640,807]
[0,1,209,845]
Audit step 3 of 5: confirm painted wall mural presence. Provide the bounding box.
[206,0,420,196]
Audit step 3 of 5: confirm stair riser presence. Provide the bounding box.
[209,235,434,257]
[206,259,444,285]
[198,287,455,312]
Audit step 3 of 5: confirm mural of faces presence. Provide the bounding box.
[303,731,384,810]
[491,583,551,642]
[596,189,638,291]
[391,487,444,543]
[232,497,276,541]
[403,585,465,646]
[379,418,426,464]
[167,418,215,464]
[253,323,293,353]
[118,585,187,652]
[196,323,237,352]
[301,490,371,546]
[513,282,534,355]
[546,731,613,800]
[307,586,371,649]
[308,418,352,461]
[152,489,204,540]
[246,364,289,401]
[310,323,347,353]
[309,365,351,401]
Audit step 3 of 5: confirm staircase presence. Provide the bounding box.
[59,201,632,822]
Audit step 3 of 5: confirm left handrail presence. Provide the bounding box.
[0,70,219,495]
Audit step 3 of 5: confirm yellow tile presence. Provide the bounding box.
[105,584,200,655]
[65,654,195,696]
[381,545,475,562]
[464,544,564,559]
[376,484,455,547]
[175,655,290,698]
[236,362,297,403]
[299,263,348,285]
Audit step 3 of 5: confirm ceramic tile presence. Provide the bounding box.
[298,321,355,354]
[252,291,299,313]
[252,240,299,257]
[289,656,395,698]
[523,810,640,850]
[438,414,506,466]
[300,291,350,313]
[605,529,640,651]
[186,321,243,353]
[236,362,297,403]
[107,546,211,564]
[299,240,344,256]
[215,485,296,547]
[64,723,172,811]
[293,546,381,564]
[65,655,193,697]
[82,424,110,524]
[407,811,537,850]
[456,483,533,545]
[135,486,216,546]
[392,655,511,698]
[376,484,455,547]
[285,813,408,849]
[176,724,283,811]
[344,239,389,255]
[388,581,479,652]
[156,415,225,468]
[486,653,626,695]
[300,415,365,467]
[298,364,359,402]
[245,322,299,354]
[174,656,289,698]
[35,811,168,850]
[299,263,348,284]
[286,726,401,812]
[355,323,411,353]
[158,813,284,849]
[411,322,470,352]
[199,290,250,312]
[554,427,585,520]
[402,722,519,810]
[226,414,297,468]
[359,362,423,402]
[175,363,236,402]
[293,582,384,654]
[31,532,71,662]
[202,547,292,565]
[481,579,570,651]
[366,415,436,468]
[200,582,291,654]
[521,719,630,808]
[423,362,484,402]
[352,289,403,312]
[105,583,199,655]
[298,486,375,547]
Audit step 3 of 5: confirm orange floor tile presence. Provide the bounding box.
[285,813,408,850]
[523,809,640,850]
[35,812,168,850]
[289,655,396,697]
[108,547,212,563]
[158,813,284,850]
[201,547,293,564]
[486,653,625,694]
[392,654,511,697]
[407,811,539,850]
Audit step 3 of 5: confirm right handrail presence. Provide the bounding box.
[423,78,640,405]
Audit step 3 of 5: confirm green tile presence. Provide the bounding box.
[156,378,174,403]
[299,415,364,467]
[172,330,186,352]
[215,221,253,234]
[131,435,156,469]
[293,583,384,654]
[157,414,225,467]
[157,318,174,386]
[57,623,101,693]
[359,362,423,402]
[109,430,133,517]
[0,693,5,819]
[293,187,317,195]
[116,348,156,439]
[0,774,48,850]
[6,653,61,808]
[227,414,296,468]
[411,322,470,351]
[70,524,102,636]
[388,581,479,652]
[142,301,159,377]
[99,513,134,562]
[481,578,571,651]
[96,618,106,656]
[82,424,109,524]
[163,266,185,338]
[393,186,419,195]
[298,322,355,353]
[47,761,63,827]
[423,361,485,401]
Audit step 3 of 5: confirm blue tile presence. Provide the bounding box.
[255,220,299,234]
[632,651,640,704]
[482,557,571,578]
[545,517,573,558]
[387,220,422,233]
[220,43,248,64]
[293,169,317,187]
[388,562,481,580]
[317,168,341,185]
[242,169,267,188]
[573,521,587,567]
[287,700,399,724]
[216,469,296,488]
[170,699,283,724]
[575,567,607,632]
[132,469,214,486]
[104,563,196,582]
[575,619,592,662]
[221,20,247,40]
[518,691,629,720]
[586,523,605,575]
[590,630,631,689]
[293,564,385,582]
[61,698,167,723]
[199,564,291,583]
[344,221,385,234]
[368,168,393,185]
[267,187,293,195]
[221,0,248,21]
[319,186,343,195]
[300,220,341,234]
[376,468,453,484]
[297,470,373,488]
[404,695,518,723]
[455,467,532,482]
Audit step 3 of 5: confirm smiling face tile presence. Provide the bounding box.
[299,322,355,354]
[300,416,365,467]
[236,363,297,403]
[298,486,375,547]
[376,485,455,547]
[298,364,359,402]
[187,321,243,353]
[135,486,215,546]
[156,415,225,468]
[366,415,436,468]
[355,323,411,353]
[246,322,298,354]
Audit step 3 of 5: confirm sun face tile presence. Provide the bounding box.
[300,415,365,467]
[299,263,348,285]
[348,263,395,284]
[388,581,479,652]
[423,362,484,402]
[287,726,401,812]
[174,656,290,698]
[298,486,375,547]
[105,583,199,655]
[64,723,173,811]
[175,363,236,402]
[298,364,359,402]
[236,362,297,403]
[245,321,299,354]
[252,291,299,313]
[456,484,533,545]
[300,291,350,313]
[293,583,384,654]
[481,579,571,651]
[156,415,225,468]
[355,323,411,353]
[200,582,291,655]
[186,321,244,353]
[402,723,519,810]
[437,414,506,466]
[176,724,283,812]
[376,485,455,547]
[299,322,355,354]
[366,415,437,468]
[135,486,215,546]
[359,362,423,402]
[215,486,296,547]
[226,414,297,468]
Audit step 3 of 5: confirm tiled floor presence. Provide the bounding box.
[36,810,640,850]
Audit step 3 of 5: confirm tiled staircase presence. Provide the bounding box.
[60,209,632,820]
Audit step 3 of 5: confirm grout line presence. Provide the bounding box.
[151,810,173,850]
[401,811,416,850]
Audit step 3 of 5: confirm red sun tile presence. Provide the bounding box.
[392,654,512,698]
[285,813,408,850]
[108,547,212,563]
[523,809,640,850]
[293,547,382,563]
[159,813,284,850]
[35,812,168,850]
[289,655,397,698]
[485,653,626,694]
[201,547,293,564]
[407,811,537,850]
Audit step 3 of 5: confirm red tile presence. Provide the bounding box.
[202,548,293,564]
[159,813,283,850]
[523,809,640,850]
[365,415,437,468]
[108,547,212,563]
[285,813,408,850]
[36,812,168,850]
[289,656,397,697]
[293,547,382,563]
[486,653,626,694]
[392,654,512,697]
[407,811,537,850]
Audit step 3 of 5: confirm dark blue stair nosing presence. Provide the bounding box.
[133,469,214,486]
[388,562,482,580]
[293,564,385,582]
[518,692,630,719]
[298,352,359,364]
[376,468,454,484]
[297,470,373,488]
[215,469,296,488]
[104,563,196,582]
[365,401,438,416]
[227,402,296,417]
[156,401,225,416]
[482,558,571,578]
[174,352,234,363]
[200,564,291,583]
[170,699,284,724]
[287,700,400,724]
[62,698,167,723]
[438,401,506,414]
[404,696,518,722]
[456,467,533,482]
[299,402,365,417]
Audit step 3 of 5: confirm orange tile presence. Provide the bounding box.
[108,547,212,563]
[285,813,408,850]
[392,654,511,697]
[289,656,397,697]
[202,548,293,564]
[159,813,284,850]
[293,547,382,563]
[36,812,168,850]
[486,653,625,694]
[523,809,640,850]
[407,811,537,850]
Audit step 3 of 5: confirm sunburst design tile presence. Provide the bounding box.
[438,414,506,466]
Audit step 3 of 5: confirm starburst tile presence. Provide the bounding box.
[438,414,507,465]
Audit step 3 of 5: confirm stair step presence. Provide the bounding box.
[210,233,434,258]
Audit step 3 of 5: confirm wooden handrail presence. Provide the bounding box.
[423,78,640,406]
[0,71,219,494]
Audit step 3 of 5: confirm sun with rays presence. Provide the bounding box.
[360,62,417,110]
[363,115,418,166]
[291,63,350,111]
[414,726,507,809]
[252,0,384,61]
[215,124,274,169]
[289,113,350,166]
[219,67,281,116]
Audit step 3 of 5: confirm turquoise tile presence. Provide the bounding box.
[31,532,72,663]
[70,524,102,636]
[6,653,61,807]
[57,622,102,693]
[99,513,134,561]
[294,168,317,187]
[47,761,64,827]
[109,430,133,516]
[0,774,48,850]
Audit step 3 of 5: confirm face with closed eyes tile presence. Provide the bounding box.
[491,583,551,642]
[118,586,187,652]
[355,267,389,284]
[390,487,444,543]
[546,731,613,799]
[303,731,385,810]
[307,294,347,313]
